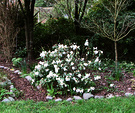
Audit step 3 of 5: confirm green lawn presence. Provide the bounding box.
[1,96,135,113]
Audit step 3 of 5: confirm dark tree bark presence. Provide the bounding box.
[18,0,35,60]
[74,0,88,35]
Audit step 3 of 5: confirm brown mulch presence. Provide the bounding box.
[0,55,47,102]
[0,54,135,102]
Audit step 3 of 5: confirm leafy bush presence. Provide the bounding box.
[33,18,76,57]
[30,40,103,96]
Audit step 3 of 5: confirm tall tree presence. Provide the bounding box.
[83,0,135,75]
[18,0,35,60]
[53,0,88,34]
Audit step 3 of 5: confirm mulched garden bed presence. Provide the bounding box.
[0,54,135,102]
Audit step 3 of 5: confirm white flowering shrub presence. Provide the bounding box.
[30,39,103,95]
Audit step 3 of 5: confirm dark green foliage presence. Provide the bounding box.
[35,0,55,7]
[33,17,76,57]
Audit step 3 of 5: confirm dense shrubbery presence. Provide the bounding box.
[33,17,76,57]
[29,40,103,96]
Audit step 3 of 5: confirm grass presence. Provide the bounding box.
[0,96,135,113]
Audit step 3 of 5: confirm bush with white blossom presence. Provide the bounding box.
[30,39,103,96]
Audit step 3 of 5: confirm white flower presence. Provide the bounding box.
[59,53,62,57]
[84,63,88,66]
[58,44,64,48]
[80,89,84,93]
[83,67,86,70]
[81,77,85,81]
[66,58,71,62]
[64,84,68,87]
[77,74,81,78]
[54,65,59,73]
[44,62,48,67]
[35,65,41,70]
[31,79,35,84]
[94,76,101,80]
[59,79,64,86]
[87,89,91,92]
[70,51,73,54]
[40,51,46,58]
[67,54,70,58]
[56,60,62,64]
[72,45,78,50]
[47,71,53,78]
[52,60,56,64]
[50,51,55,57]
[76,89,80,93]
[56,77,61,81]
[87,87,95,92]
[62,51,66,54]
[53,74,58,78]
[93,47,97,50]
[72,66,75,70]
[85,73,90,78]
[72,77,76,81]
[64,45,68,48]
[88,61,91,64]
[45,69,49,72]
[61,64,64,67]
[73,87,76,91]
[63,67,67,71]
[71,62,74,66]
[81,58,84,61]
[100,51,103,54]
[90,87,95,90]
[95,57,99,62]
[69,73,72,76]
[65,76,70,81]
[110,84,114,87]
[84,39,89,46]
[35,72,39,76]
[39,61,44,65]
[94,50,98,54]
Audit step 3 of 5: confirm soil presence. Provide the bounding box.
[0,54,135,102]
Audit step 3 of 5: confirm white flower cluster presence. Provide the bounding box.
[30,40,103,94]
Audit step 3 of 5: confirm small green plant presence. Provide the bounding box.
[12,57,23,67]
[47,83,57,97]
[133,69,135,76]
[12,58,27,74]
[0,87,13,100]
[15,47,27,57]
[11,88,24,98]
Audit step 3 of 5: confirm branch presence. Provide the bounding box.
[18,0,25,16]
[117,27,135,41]
[79,0,88,23]
[31,0,35,16]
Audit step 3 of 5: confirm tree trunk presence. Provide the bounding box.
[25,17,33,60]
[74,0,80,35]
[18,0,35,60]
[114,41,118,72]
